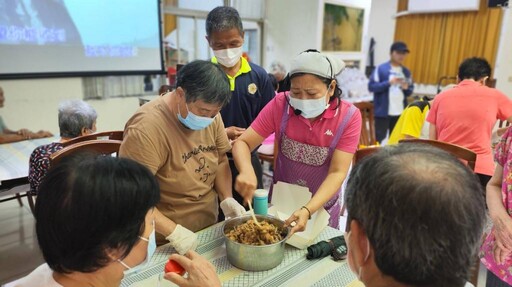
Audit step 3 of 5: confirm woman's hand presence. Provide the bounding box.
[493,240,512,265]
[164,251,221,287]
[234,171,257,204]
[493,215,512,255]
[284,208,310,236]
[17,129,30,137]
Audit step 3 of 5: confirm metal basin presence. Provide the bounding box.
[223,214,290,271]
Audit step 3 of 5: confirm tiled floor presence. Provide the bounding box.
[0,198,44,285]
[0,190,489,287]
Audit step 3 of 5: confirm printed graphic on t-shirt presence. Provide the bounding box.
[182,144,218,183]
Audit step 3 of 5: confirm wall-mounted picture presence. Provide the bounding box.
[322,3,364,52]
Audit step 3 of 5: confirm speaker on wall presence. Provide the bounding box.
[488,0,509,7]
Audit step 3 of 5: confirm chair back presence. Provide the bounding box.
[399,138,476,171]
[354,145,381,164]
[354,102,376,146]
[62,131,123,147]
[499,120,511,128]
[50,140,122,167]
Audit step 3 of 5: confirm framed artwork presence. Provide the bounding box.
[322,3,365,52]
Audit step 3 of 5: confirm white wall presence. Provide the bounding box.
[494,7,512,97]
[367,0,398,66]
[265,0,373,73]
[263,0,320,70]
[0,78,139,135]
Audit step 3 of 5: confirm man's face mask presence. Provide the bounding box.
[213,46,243,68]
[177,102,215,131]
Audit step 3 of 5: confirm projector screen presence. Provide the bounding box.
[408,0,480,13]
[0,0,164,79]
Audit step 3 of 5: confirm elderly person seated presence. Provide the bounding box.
[169,144,485,287]
[481,126,512,286]
[0,86,53,144]
[7,154,160,287]
[28,100,97,194]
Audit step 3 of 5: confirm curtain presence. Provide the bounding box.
[395,0,503,85]
[83,76,145,100]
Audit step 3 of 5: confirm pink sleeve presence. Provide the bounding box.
[336,107,362,154]
[251,94,283,139]
[426,98,438,124]
[494,127,512,166]
[495,91,512,121]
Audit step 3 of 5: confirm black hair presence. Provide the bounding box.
[345,144,485,287]
[458,57,491,81]
[267,73,279,92]
[176,60,231,107]
[158,84,172,95]
[35,153,160,274]
[206,6,244,37]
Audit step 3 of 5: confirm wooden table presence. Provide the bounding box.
[121,222,363,287]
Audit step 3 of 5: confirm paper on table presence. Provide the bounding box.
[269,181,330,249]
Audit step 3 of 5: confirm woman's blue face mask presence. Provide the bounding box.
[177,102,215,130]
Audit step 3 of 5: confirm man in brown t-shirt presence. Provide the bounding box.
[120,61,246,246]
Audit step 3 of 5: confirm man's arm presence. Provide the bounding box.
[0,133,27,144]
[120,128,174,236]
[214,153,232,202]
[0,130,51,144]
[429,124,437,140]
[368,67,392,93]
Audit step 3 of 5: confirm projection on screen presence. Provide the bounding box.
[0,0,163,77]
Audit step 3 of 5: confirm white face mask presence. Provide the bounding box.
[345,231,370,281]
[118,221,156,276]
[288,88,330,119]
[213,46,243,68]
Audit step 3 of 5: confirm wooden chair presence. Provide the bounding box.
[341,145,382,223]
[498,120,511,129]
[62,130,123,147]
[354,102,377,146]
[50,140,122,167]
[0,181,34,214]
[354,145,381,164]
[399,138,476,171]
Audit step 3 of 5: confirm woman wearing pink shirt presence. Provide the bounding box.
[232,50,362,233]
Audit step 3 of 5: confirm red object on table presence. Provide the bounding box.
[165,259,185,276]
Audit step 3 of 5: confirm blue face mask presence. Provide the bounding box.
[177,103,215,130]
[118,221,156,277]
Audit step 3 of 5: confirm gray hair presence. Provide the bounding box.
[345,144,485,287]
[206,6,243,37]
[269,61,286,76]
[176,60,231,107]
[58,100,97,138]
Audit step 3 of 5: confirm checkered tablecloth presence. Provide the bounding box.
[121,223,361,287]
[0,137,57,184]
